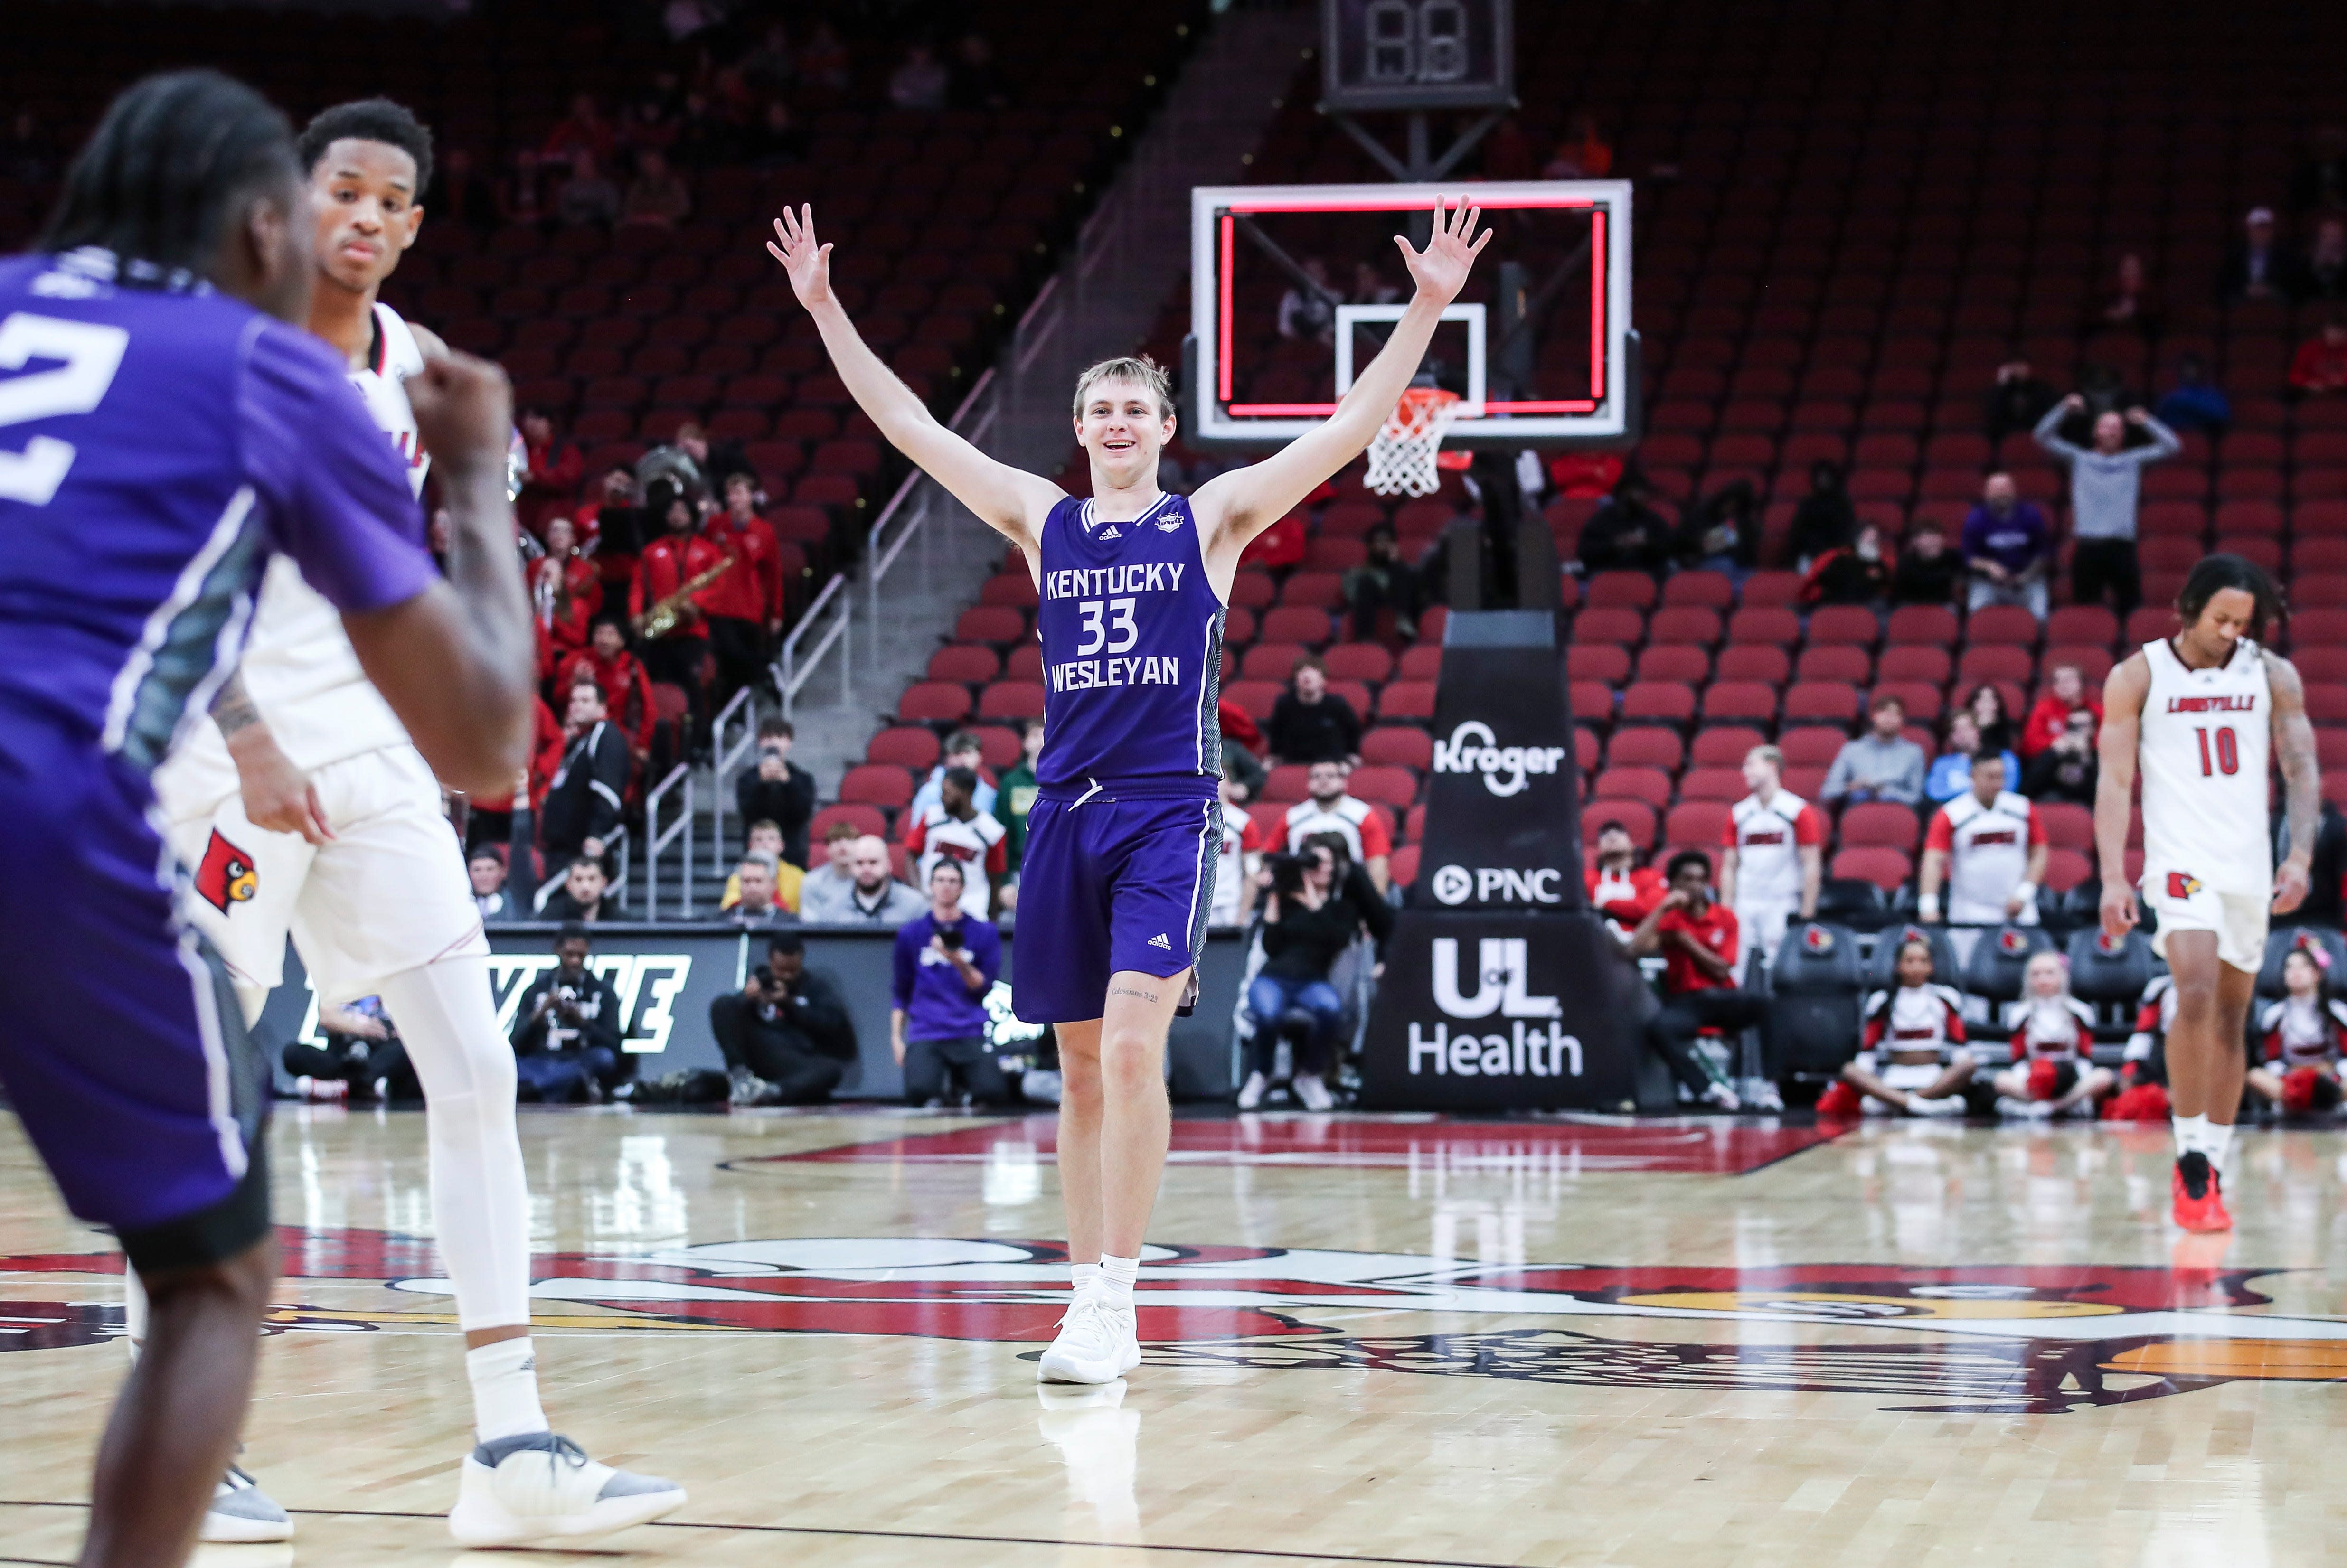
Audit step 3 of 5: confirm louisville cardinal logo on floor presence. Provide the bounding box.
[193,828,258,913]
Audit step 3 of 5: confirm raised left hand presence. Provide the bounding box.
[1396,197,1492,309]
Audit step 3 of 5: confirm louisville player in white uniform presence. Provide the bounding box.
[149,99,683,1547]
[2097,554,2320,1233]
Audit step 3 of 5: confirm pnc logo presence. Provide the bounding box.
[1430,721,1569,798]
[1429,864,1565,906]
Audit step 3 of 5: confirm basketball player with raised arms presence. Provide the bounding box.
[769,197,1488,1382]
[2095,555,2320,1232]
[150,99,684,1545]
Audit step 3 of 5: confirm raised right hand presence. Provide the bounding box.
[766,204,835,309]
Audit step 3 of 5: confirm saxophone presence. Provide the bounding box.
[637,553,735,639]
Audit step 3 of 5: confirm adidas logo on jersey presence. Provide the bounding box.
[1099,526,1122,539]
[1148,932,1172,950]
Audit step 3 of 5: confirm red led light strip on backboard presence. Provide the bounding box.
[1217,195,1608,419]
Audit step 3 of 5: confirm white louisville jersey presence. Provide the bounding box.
[2138,635,2272,896]
[1725,789,1824,909]
[2002,994,2096,1061]
[1927,789,2044,924]
[156,303,431,816]
[2260,994,2347,1068]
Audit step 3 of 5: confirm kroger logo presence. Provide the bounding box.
[1430,721,1569,798]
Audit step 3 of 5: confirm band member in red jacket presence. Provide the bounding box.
[700,472,782,708]
[631,480,723,737]
[556,618,657,760]
[531,513,601,680]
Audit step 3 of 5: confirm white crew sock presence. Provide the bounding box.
[2206,1120,2237,1179]
[465,1338,548,1443]
[1096,1253,1140,1307]
[1070,1260,1101,1298]
[2173,1113,2211,1161]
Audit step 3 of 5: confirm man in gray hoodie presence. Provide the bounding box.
[2033,394,2183,618]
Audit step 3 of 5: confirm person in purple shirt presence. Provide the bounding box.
[0,72,533,1567]
[890,860,1008,1107]
[1960,471,2055,621]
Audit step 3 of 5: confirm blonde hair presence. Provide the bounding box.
[1745,744,1784,771]
[1072,354,1174,420]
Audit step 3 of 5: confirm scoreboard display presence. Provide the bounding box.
[1321,0,1515,113]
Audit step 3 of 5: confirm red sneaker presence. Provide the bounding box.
[2171,1153,2233,1233]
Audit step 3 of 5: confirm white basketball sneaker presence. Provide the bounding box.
[201,1465,292,1543]
[447,1433,686,1548]
[1037,1290,1140,1384]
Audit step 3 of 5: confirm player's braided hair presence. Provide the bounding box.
[39,71,301,281]
[297,97,434,196]
[2177,553,2282,641]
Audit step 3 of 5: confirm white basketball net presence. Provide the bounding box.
[1366,389,1460,497]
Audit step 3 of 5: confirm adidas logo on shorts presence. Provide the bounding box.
[1148,933,1172,950]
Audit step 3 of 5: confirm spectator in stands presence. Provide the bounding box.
[621,148,691,228]
[2219,206,2307,303]
[1719,745,1821,1004]
[701,473,781,707]
[891,861,1007,1107]
[632,479,722,738]
[543,92,615,162]
[1782,460,1855,568]
[722,821,804,913]
[951,33,1009,112]
[735,716,815,867]
[711,930,858,1107]
[2308,219,2347,301]
[1984,360,2060,446]
[1237,839,1387,1112]
[1629,850,1765,1113]
[435,146,500,235]
[541,677,630,870]
[2088,252,2160,338]
[531,515,599,679]
[2034,396,2180,618]
[469,847,518,924]
[539,854,610,923]
[1890,518,1961,604]
[1992,953,2111,1119]
[745,99,807,168]
[1586,820,1665,938]
[1543,112,1613,178]
[517,408,584,538]
[724,851,793,929]
[1284,759,1392,893]
[1277,258,1338,343]
[806,835,927,925]
[2021,663,2102,757]
[673,422,753,504]
[910,731,998,819]
[556,150,620,227]
[2155,354,2233,434]
[993,720,1044,881]
[798,820,862,917]
[1919,751,2047,926]
[1836,937,1973,1116]
[1960,472,2054,620]
[2290,316,2347,397]
[1577,469,1675,579]
[1675,477,1761,574]
[578,465,641,563]
[2248,945,2347,1117]
[500,147,548,225]
[2074,360,2133,423]
[887,42,952,112]
[1209,773,1265,930]
[559,618,656,762]
[1925,711,2017,804]
[2295,123,2347,216]
[510,926,626,1103]
[1799,521,1889,605]
[800,22,853,94]
[1343,523,1422,640]
[1219,698,1269,799]
[904,765,1007,920]
[1266,656,1363,767]
[1963,682,2018,752]
[1822,694,1926,806]
[736,23,797,98]
[1349,260,1403,305]
[2023,706,2101,805]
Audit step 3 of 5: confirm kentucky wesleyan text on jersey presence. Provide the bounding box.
[0,249,437,774]
[1033,493,1225,788]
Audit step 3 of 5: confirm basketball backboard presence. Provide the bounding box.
[1185,180,1635,451]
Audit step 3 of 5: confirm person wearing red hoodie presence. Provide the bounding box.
[2019,661,2103,758]
[530,514,600,680]
[630,481,723,739]
[516,407,584,537]
[701,472,782,708]
[556,618,658,759]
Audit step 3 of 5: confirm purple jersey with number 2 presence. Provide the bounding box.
[0,246,438,1246]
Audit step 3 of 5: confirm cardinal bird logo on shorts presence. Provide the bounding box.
[194,828,258,913]
[2167,872,2203,900]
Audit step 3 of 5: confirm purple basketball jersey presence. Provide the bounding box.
[1034,492,1225,789]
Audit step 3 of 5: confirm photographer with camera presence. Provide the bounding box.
[1237,837,1393,1111]
[509,924,626,1102]
[284,995,419,1104]
[709,930,858,1106]
[890,860,1009,1107]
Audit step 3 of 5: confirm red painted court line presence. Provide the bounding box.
[763,1116,1844,1175]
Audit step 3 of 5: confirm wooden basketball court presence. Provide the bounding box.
[5,1105,2344,1565]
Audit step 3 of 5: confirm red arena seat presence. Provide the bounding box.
[1361,726,1433,769]
[866,727,942,770]
[897,681,973,723]
[926,645,999,683]
[1833,846,1914,891]
[839,764,914,809]
[1839,801,1920,853]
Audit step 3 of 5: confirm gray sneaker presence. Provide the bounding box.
[201,1465,293,1543]
[726,1066,776,1107]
